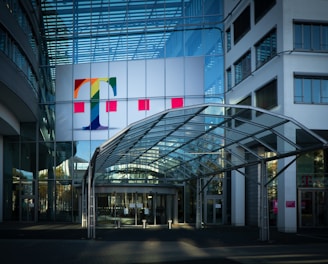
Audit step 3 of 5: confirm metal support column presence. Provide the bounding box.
[195,177,203,229]
[81,180,87,228]
[87,163,96,239]
[260,160,269,241]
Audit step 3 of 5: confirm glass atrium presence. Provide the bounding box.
[38,0,225,225]
[2,0,326,228]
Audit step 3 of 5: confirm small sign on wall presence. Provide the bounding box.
[286,201,296,208]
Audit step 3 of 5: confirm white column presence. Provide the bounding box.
[231,169,245,226]
[231,146,245,226]
[277,157,297,232]
[0,136,3,222]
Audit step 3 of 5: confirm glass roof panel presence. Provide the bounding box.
[91,104,327,182]
[41,0,198,66]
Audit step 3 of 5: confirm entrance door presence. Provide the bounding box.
[97,192,158,226]
[205,198,223,225]
[21,197,35,222]
[299,189,328,227]
[19,179,36,222]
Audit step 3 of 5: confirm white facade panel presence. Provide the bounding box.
[146,59,165,98]
[128,60,146,98]
[56,57,204,141]
[165,58,185,96]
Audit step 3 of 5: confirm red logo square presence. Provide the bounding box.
[171,97,184,108]
[74,102,85,113]
[138,99,150,111]
[106,100,117,112]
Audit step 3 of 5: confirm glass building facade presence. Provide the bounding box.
[2,0,327,230]
[1,0,225,224]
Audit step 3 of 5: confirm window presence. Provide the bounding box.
[255,28,277,68]
[256,79,277,111]
[238,95,252,106]
[226,68,232,90]
[254,0,276,23]
[233,5,250,44]
[235,95,252,126]
[234,51,251,85]
[226,28,231,51]
[294,75,328,104]
[0,27,6,52]
[294,22,328,51]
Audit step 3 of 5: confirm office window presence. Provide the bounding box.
[233,5,250,44]
[235,95,252,126]
[226,28,231,51]
[226,107,232,128]
[255,28,277,68]
[254,0,276,23]
[234,51,251,85]
[294,22,328,51]
[238,95,252,106]
[294,76,328,104]
[226,68,232,90]
[0,27,6,52]
[256,79,277,111]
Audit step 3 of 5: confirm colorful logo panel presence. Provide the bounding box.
[74,77,117,130]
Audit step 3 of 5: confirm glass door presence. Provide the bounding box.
[300,190,313,227]
[19,179,36,222]
[97,192,156,226]
[205,198,223,225]
[315,190,328,226]
[299,189,328,227]
[21,197,35,222]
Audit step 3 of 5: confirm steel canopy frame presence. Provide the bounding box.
[83,103,328,240]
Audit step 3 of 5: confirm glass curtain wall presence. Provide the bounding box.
[97,192,173,227]
[2,0,224,223]
[297,149,328,227]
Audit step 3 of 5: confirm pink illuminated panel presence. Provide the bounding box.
[74,102,85,113]
[171,97,184,108]
[106,100,117,112]
[138,99,150,111]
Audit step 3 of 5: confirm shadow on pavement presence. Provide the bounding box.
[0,223,327,246]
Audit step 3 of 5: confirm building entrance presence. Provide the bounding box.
[96,188,177,227]
[12,176,36,222]
[298,188,328,227]
[21,196,35,222]
[204,197,223,225]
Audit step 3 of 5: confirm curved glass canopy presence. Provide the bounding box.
[89,104,328,184]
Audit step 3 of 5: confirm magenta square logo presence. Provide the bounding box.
[74,102,85,113]
[171,97,184,108]
[138,99,150,111]
[106,100,117,112]
[286,201,296,208]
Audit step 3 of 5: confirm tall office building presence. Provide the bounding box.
[224,0,328,231]
[0,0,327,233]
[0,0,225,225]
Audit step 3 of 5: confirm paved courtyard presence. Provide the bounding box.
[0,223,328,263]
